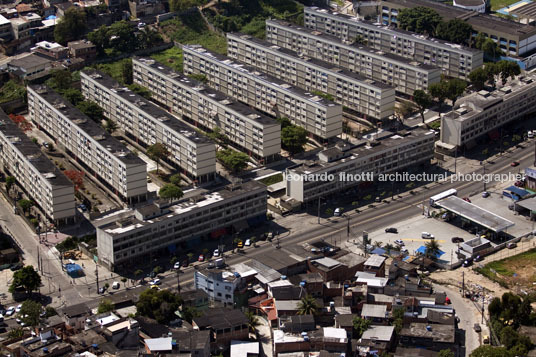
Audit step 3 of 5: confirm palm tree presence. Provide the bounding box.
[297,295,320,315]
[245,310,260,334]
[384,243,395,253]
[425,239,441,259]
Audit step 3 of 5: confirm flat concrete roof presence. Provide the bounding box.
[437,196,515,232]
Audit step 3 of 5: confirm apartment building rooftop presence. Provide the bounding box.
[98,180,264,236]
[290,129,435,175]
[267,18,438,71]
[134,57,278,127]
[82,69,213,146]
[228,33,394,90]
[381,0,536,37]
[443,74,536,122]
[400,322,455,343]
[306,6,481,53]
[0,113,72,187]
[183,44,339,107]
[29,85,146,166]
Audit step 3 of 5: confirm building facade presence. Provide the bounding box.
[380,0,536,57]
[80,70,217,183]
[132,57,281,162]
[285,130,435,203]
[0,109,75,225]
[303,6,483,80]
[27,85,148,204]
[227,33,396,121]
[96,181,266,270]
[194,269,241,305]
[439,74,536,150]
[182,44,343,140]
[265,19,441,96]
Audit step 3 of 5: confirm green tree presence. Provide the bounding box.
[147,143,170,174]
[297,295,320,315]
[104,119,118,134]
[5,176,15,192]
[245,310,260,333]
[352,316,372,339]
[45,306,57,318]
[18,300,43,327]
[207,127,229,147]
[187,252,194,262]
[18,199,33,215]
[282,125,308,155]
[429,81,448,109]
[8,328,24,339]
[97,299,114,313]
[169,174,181,186]
[153,266,163,275]
[216,149,249,173]
[159,184,183,201]
[469,68,488,91]
[134,269,144,282]
[398,7,442,34]
[392,307,405,333]
[107,21,137,53]
[275,117,292,129]
[9,266,41,295]
[413,90,432,123]
[326,208,333,216]
[488,297,502,317]
[62,88,84,105]
[48,69,73,91]
[136,288,182,324]
[121,59,133,85]
[128,84,152,99]
[435,19,472,45]
[445,79,467,106]
[484,62,500,88]
[54,8,87,44]
[497,60,521,85]
[182,305,201,323]
[354,34,368,46]
[76,101,104,122]
[169,0,200,12]
[438,350,454,357]
[481,38,504,59]
[424,239,441,259]
[87,25,108,56]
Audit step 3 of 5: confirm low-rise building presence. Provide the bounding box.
[81,70,217,183]
[308,254,366,282]
[192,308,249,352]
[265,19,441,96]
[31,41,68,60]
[27,85,148,204]
[67,40,96,62]
[227,33,396,121]
[194,268,242,305]
[357,325,395,356]
[182,44,343,140]
[438,74,536,151]
[399,322,456,352]
[0,110,75,225]
[61,303,90,330]
[8,53,51,80]
[0,14,12,41]
[285,130,435,203]
[363,254,387,277]
[132,57,281,162]
[96,181,266,270]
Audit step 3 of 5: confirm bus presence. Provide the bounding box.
[429,189,457,207]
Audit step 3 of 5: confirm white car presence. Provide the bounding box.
[112,281,120,289]
[15,304,22,313]
[394,239,405,246]
[401,247,409,253]
[6,307,15,316]
[151,278,161,285]
[173,262,181,270]
[421,232,434,239]
[245,239,251,246]
[213,249,220,257]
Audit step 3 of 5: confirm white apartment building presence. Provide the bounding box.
[27,85,148,204]
[0,110,75,225]
[96,180,266,270]
[226,33,396,121]
[132,57,281,163]
[265,19,442,96]
[194,269,241,305]
[80,70,217,184]
[285,130,436,203]
[439,74,536,150]
[303,7,484,80]
[182,44,343,141]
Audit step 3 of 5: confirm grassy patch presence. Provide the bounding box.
[428,120,441,130]
[490,0,519,11]
[151,46,184,72]
[92,58,131,84]
[0,81,26,103]
[477,248,536,288]
[259,173,283,186]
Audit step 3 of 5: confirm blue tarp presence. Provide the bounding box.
[65,263,83,278]
[416,245,445,258]
[371,247,386,255]
[504,186,530,199]
[45,15,57,20]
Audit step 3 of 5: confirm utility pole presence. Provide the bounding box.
[346,215,350,237]
[482,293,485,324]
[462,271,465,298]
[317,197,321,224]
[95,262,99,292]
[483,162,487,192]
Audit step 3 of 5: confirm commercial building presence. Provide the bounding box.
[438,73,536,150]
[132,57,281,162]
[226,33,396,121]
[380,0,536,57]
[265,19,441,95]
[0,110,75,225]
[80,70,216,183]
[303,6,483,80]
[27,85,148,204]
[182,44,343,140]
[194,268,241,305]
[96,180,266,270]
[285,129,435,203]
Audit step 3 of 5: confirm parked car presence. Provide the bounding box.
[198,254,204,262]
[182,261,189,268]
[451,237,464,243]
[483,335,490,344]
[173,262,181,270]
[5,307,15,316]
[42,142,49,149]
[394,239,405,246]
[385,227,398,233]
[400,247,408,253]
[78,204,87,212]
[474,323,482,332]
[150,284,159,290]
[112,281,120,289]
[15,304,22,313]
[462,197,471,203]
[474,255,485,262]
[266,232,273,241]
[237,240,244,248]
[98,287,105,294]
[421,232,434,239]
[245,239,251,246]
[151,279,161,285]
[213,249,220,257]
[507,242,517,249]
[463,259,473,267]
[482,191,490,198]
[528,130,534,139]
[511,161,520,167]
[334,208,341,216]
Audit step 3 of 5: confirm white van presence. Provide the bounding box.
[112,281,120,289]
[421,232,435,239]
[528,130,534,139]
[334,208,341,216]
